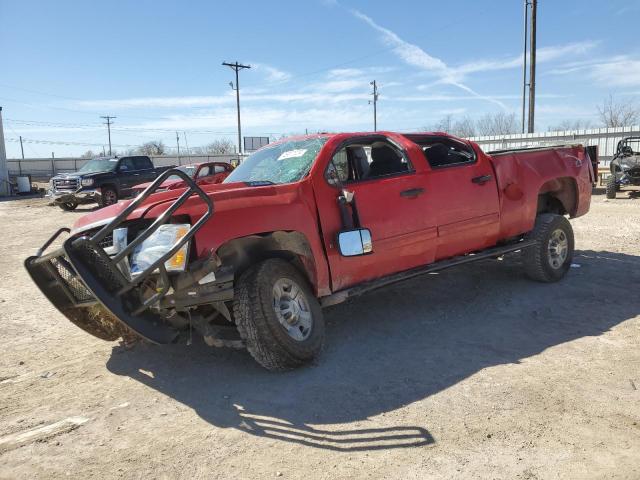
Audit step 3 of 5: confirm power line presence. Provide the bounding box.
[6,137,139,147]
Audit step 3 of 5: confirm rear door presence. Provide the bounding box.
[196,163,230,186]
[313,135,438,291]
[133,156,156,183]
[117,157,138,196]
[418,139,501,259]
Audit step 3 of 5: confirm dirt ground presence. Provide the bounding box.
[0,189,639,480]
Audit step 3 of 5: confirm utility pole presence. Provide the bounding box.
[102,145,106,157]
[18,135,24,176]
[369,80,379,131]
[100,115,116,155]
[0,107,8,196]
[521,0,529,134]
[223,61,251,155]
[527,0,537,133]
[176,131,181,165]
[183,131,190,157]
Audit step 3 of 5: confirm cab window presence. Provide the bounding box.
[326,140,411,186]
[405,135,476,169]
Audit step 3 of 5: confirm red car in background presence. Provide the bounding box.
[131,161,233,195]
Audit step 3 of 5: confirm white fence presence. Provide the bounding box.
[469,126,640,167]
[7,154,245,180]
[9,126,640,179]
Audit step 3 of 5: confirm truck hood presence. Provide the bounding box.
[53,170,113,180]
[70,181,282,235]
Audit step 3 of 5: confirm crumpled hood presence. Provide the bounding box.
[70,181,284,235]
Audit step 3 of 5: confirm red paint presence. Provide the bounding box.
[71,132,592,297]
[130,162,233,196]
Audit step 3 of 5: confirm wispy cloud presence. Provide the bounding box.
[547,55,640,87]
[251,63,292,83]
[454,41,598,75]
[349,8,507,110]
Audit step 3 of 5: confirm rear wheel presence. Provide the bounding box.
[59,201,78,211]
[523,213,574,283]
[100,187,118,207]
[233,258,324,371]
[606,175,617,199]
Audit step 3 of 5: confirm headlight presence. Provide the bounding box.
[130,224,190,275]
[81,178,94,187]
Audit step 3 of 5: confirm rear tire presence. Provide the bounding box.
[523,213,574,283]
[59,201,78,211]
[100,187,118,207]
[233,259,324,371]
[606,176,617,199]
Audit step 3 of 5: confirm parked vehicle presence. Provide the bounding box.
[46,156,174,210]
[26,132,593,370]
[130,162,233,196]
[606,137,640,198]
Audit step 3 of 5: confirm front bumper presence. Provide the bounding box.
[46,188,101,204]
[27,169,215,344]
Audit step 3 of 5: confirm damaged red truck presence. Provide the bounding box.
[25,132,593,370]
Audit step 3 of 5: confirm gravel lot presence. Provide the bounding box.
[0,190,639,479]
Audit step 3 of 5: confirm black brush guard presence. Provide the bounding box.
[25,169,214,344]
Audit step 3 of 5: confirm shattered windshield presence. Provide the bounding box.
[77,158,118,174]
[224,137,329,185]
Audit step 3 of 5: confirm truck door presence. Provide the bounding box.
[134,156,156,183]
[117,157,138,197]
[419,140,500,259]
[313,135,437,291]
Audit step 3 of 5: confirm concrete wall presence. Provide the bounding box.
[7,154,245,181]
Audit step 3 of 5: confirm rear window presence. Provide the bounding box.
[133,157,152,169]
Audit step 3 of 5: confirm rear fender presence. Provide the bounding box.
[538,177,578,216]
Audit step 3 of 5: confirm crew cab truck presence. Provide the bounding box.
[47,155,174,210]
[26,132,593,370]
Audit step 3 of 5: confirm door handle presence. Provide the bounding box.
[400,187,425,198]
[471,175,492,185]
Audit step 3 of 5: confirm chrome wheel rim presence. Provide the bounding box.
[272,278,312,341]
[547,228,569,269]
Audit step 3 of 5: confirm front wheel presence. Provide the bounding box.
[523,213,574,283]
[233,259,324,371]
[606,175,617,199]
[59,201,78,211]
[100,187,118,207]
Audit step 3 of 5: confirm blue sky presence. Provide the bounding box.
[1,0,639,158]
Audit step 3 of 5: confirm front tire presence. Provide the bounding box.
[100,187,118,207]
[606,175,617,199]
[233,259,324,371]
[59,201,78,211]
[523,213,574,283]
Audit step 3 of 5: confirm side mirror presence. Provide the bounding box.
[337,229,373,257]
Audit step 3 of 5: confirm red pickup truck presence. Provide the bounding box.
[25,132,593,370]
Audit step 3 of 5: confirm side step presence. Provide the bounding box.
[321,239,536,307]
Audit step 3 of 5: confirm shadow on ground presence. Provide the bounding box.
[106,250,640,451]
